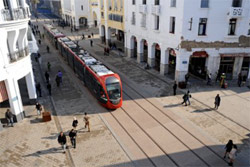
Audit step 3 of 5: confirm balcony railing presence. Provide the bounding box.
[1,7,30,21]
[139,5,147,14]
[8,47,29,63]
[229,7,244,17]
[151,5,160,15]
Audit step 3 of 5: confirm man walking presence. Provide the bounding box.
[181,93,188,106]
[55,76,61,87]
[173,81,177,96]
[72,117,78,129]
[186,90,191,105]
[90,40,93,47]
[57,70,63,83]
[238,73,242,87]
[47,62,51,72]
[47,83,52,96]
[45,71,50,83]
[69,129,77,149]
[5,109,14,127]
[35,102,42,116]
[36,82,42,97]
[57,132,67,153]
[214,94,221,109]
[84,112,90,132]
[91,32,94,37]
[46,46,50,53]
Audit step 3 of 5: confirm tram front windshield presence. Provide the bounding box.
[106,77,121,100]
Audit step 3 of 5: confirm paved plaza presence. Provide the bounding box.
[0,17,249,167]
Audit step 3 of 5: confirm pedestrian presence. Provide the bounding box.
[45,71,50,83]
[36,82,42,97]
[185,73,189,84]
[47,62,51,72]
[228,144,237,166]
[35,102,42,116]
[71,27,73,32]
[5,109,14,127]
[181,93,188,106]
[238,73,242,87]
[224,140,233,159]
[242,75,247,86]
[107,47,110,56]
[90,40,93,47]
[42,34,45,39]
[82,33,85,40]
[207,73,212,85]
[72,117,78,129]
[57,70,63,83]
[57,132,67,153]
[35,54,38,62]
[220,73,226,88]
[46,46,50,53]
[55,76,61,87]
[104,47,107,55]
[38,39,41,45]
[214,94,221,109]
[186,90,191,105]
[173,81,177,96]
[69,129,77,149]
[47,83,51,96]
[91,32,94,37]
[214,94,221,110]
[84,112,90,132]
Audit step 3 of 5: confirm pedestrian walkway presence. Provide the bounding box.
[52,21,250,167]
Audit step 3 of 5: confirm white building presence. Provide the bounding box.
[125,0,250,82]
[61,0,92,29]
[48,0,61,17]
[0,0,37,127]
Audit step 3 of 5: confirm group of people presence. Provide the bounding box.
[57,113,90,153]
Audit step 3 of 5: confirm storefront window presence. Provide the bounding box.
[228,18,237,35]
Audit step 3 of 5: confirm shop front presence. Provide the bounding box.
[189,51,208,79]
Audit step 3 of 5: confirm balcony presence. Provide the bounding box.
[8,47,29,63]
[151,5,160,15]
[229,7,244,17]
[1,7,30,22]
[139,5,147,14]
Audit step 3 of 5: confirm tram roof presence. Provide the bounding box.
[60,37,70,42]
[90,65,114,76]
[81,56,97,65]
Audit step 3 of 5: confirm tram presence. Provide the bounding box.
[44,25,122,109]
[43,24,65,47]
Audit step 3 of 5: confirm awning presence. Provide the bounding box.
[220,53,248,57]
[192,51,208,58]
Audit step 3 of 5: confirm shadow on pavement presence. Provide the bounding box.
[164,103,181,108]
[191,108,212,113]
[23,147,62,157]
[30,118,44,124]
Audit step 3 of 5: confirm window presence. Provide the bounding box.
[248,29,250,35]
[120,0,123,9]
[232,0,242,7]
[132,0,135,5]
[108,0,112,10]
[3,0,9,9]
[169,17,175,33]
[101,12,104,18]
[81,5,83,10]
[228,18,237,35]
[131,12,136,25]
[155,0,160,5]
[155,16,160,30]
[170,0,176,7]
[198,18,207,35]
[16,0,22,7]
[201,0,209,8]
[142,0,146,5]
[141,14,146,27]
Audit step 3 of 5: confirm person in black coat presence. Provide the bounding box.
[72,117,78,129]
[58,132,67,153]
[214,94,221,109]
[47,83,51,96]
[224,140,233,159]
[5,109,14,127]
[69,129,77,148]
[173,81,177,96]
[45,71,50,83]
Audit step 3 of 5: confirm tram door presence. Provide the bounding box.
[219,57,235,79]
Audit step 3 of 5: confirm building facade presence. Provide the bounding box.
[61,0,91,29]
[0,0,37,126]
[99,0,124,45]
[124,0,250,82]
[89,0,100,27]
[49,0,61,17]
